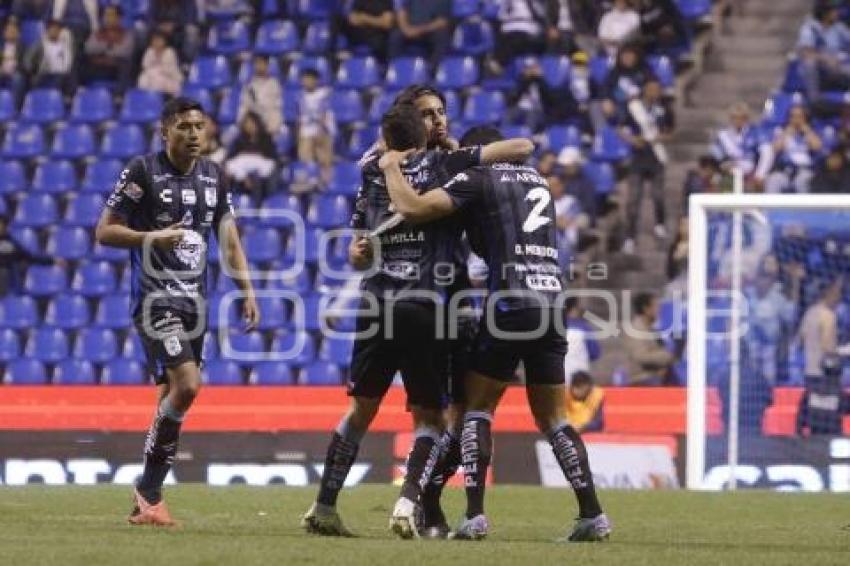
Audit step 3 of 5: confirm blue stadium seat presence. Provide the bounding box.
[261,0,285,16]
[32,160,78,193]
[584,161,616,195]
[285,57,331,87]
[47,227,91,261]
[91,241,130,263]
[319,336,354,364]
[435,57,479,90]
[332,89,364,125]
[216,87,241,125]
[347,124,380,159]
[255,296,289,331]
[251,361,295,385]
[10,227,38,258]
[0,296,39,329]
[255,20,299,55]
[0,328,21,362]
[5,359,48,385]
[204,360,244,385]
[303,21,330,54]
[307,194,352,228]
[186,55,233,90]
[368,90,397,124]
[26,328,70,363]
[463,90,505,125]
[2,123,45,159]
[236,57,283,84]
[782,59,806,93]
[589,55,612,89]
[287,160,321,191]
[591,125,631,162]
[763,93,796,127]
[180,85,215,113]
[74,328,118,363]
[202,333,219,361]
[0,160,26,194]
[648,55,675,90]
[19,19,44,47]
[209,292,238,331]
[261,193,304,224]
[293,0,335,20]
[53,359,97,385]
[676,0,712,20]
[14,193,58,228]
[451,20,494,56]
[453,0,480,18]
[243,228,283,263]
[275,126,293,155]
[101,124,145,159]
[120,88,164,123]
[220,330,266,361]
[327,160,361,195]
[300,293,322,331]
[51,123,96,160]
[101,359,145,385]
[0,89,16,122]
[20,88,64,123]
[204,0,250,19]
[82,159,123,193]
[336,56,381,89]
[544,125,582,152]
[385,57,429,90]
[63,194,104,228]
[302,361,342,385]
[72,262,117,297]
[265,269,313,294]
[270,330,316,366]
[93,294,131,329]
[443,90,461,122]
[44,294,90,330]
[70,87,114,123]
[540,55,572,87]
[207,20,251,55]
[121,331,146,362]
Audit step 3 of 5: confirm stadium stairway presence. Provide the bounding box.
[590,0,811,382]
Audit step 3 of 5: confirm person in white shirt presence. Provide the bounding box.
[25,19,76,95]
[494,0,550,68]
[598,0,640,57]
[138,31,183,96]
[238,55,283,135]
[711,102,772,190]
[765,105,824,193]
[297,68,335,187]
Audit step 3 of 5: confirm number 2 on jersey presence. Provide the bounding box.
[522,187,552,233]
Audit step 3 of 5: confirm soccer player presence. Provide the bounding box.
[95,97,260,526]
[302,105,532,538]
[378,125,612,542]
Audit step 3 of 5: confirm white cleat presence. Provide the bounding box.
[451,514,489,541]
[389,497,419,539]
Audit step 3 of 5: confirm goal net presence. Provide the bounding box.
[686,194,850,492]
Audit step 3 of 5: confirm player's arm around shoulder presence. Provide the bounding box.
[378,150,456,224]
[479,137,535,164]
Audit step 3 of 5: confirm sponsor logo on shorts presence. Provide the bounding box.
[164,335,182,357]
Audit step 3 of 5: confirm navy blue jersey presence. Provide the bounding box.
[105,152,234,316]
[443,162,563,310]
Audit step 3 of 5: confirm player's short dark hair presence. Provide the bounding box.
[460,126,503,147]
[571,370,594,388]
[161,96,204,125]
[632,292,656,316]
[381,103,427,151]
[393,84,446,108]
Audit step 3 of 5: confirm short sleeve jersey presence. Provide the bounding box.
[105,151,234,316]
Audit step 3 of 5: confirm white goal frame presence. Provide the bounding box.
[686,193,850,490]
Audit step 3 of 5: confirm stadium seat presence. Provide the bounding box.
[544,125,582,153]
[243,228,283,263]
[209,292,238,331]
[293,0,335,20]
[435,57,479,90]
[2,123,45,159]
[217,87,241,125]
[101,124,146,159]
[782,59,806,93]
[385,57,429,90]
[186,55,233,90]
[203,360,244,385]
[307,194,352,229]
[270,330,316,366]
[319,336,354,365]
[74,328,118,363]
[584,161,616,195]
[648,55,676,91]
[443,90,461,122]
[91,241,129,264]
[327,160,361,195]
[0,328,21,362]
[82,159,123,193]
[303,21,330,54]
[101,359,146,385]
[204,0,250,19]
[275,126,293,155]
[51,123,96,160]
[452,0,479,18]
[220,330,266,361]
[53,359,97,385]
[463,90,505,125]
[251,361,295,385]
[539,55,572,88]
[0,89,16,122]
[0,296,39,329]
[32,160,78,193]
[26,328,70,363]
[236,57,283,84]
[332,89,364,125]
[72,262,117,297]
[0,160,26,194]
[265,269,313,294]
[119,89,164,123]
[70,87,114,123]
[301,361,342,385]
[5,359,48,385]
[347,124,380,159]
[207,20,251,55]
[44,294,91,330]
[763,93,797,127]
[121,331,146,362]
[285,56,331,87]
[46,227,91,261]
[299,293,322,331]
[255,296,289,331]
[14,193,59,228]
[451,20,494,56]
[180,85,215,113]
[255,20,299,55]
[63,194,104,228]
[20,88,64,123]
[93,293,131,330]
[368,91,397,124]
[676,0,712,20]
[591,125,631,162]
[589,55,612,89]
[336,56,381,89]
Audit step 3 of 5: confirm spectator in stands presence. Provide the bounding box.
[558,146,598,224]
[634,0,686,55]
[536,150,558,177]
[711,102,772,191]
[337,0,394,63]
[148,0,200,63]
[297,68,335,188]
[0,215,54,296]
[811,148,850,193]
[51,0,98,47]
[682,155,723,210]
[203,115,226,165]
[389,0,451,72]
[766,105,824,193]
[492,0,550,71]
[0,18,24,101]
[137,31,182,96]
[718,340,773,436]
[11,0,51,20]
[25,19,76,96]
[800,277,850,384]
[563,297,602,384]
[602,43,652,119]
[565,370,604,433]
[510,60,590,134]
[225,112,278,203]
[81,5,133,95]
[548,172,589,267]
[547,0,578,55]
[238,55,283,135]
[797,353,850,436]
[797,1,850,102]
[622,78,673,253]
[598,0,640,57]
[623,292,676,386]
[665,216,688,299]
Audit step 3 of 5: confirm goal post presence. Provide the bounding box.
[686,193,850,490]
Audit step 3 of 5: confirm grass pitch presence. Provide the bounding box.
[0,485,848,565]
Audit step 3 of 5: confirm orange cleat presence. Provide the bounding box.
[127,490,177,527]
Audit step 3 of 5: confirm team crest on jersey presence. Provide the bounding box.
[122,182,143,202]
[205,187,217,207]
[182,189,197,205]
[163,335,182,357]
[174,230,205,269]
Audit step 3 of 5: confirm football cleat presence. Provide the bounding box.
[416,500,451,539]
[301,502,354,537]
[451,514,489,541]
[389,497,419,539]
[566,513,612,542]
[419,522,451,539]
[127,490,176,527]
